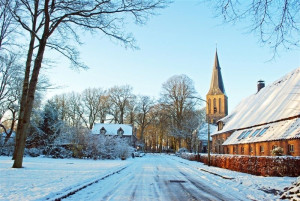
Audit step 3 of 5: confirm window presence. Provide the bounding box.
[250,129,261,137]
[117,127,124,137]
[257,127,269,137]
[208,99,211,114]
[249,146,253,153]
[241,147,244,154]
[242,130,253,139]
[272,145,278,150]
[260,146,264,153]
[237,131,247,139]
[233,146,237,154]
[219,98,222,113]
[288,144,294,152]
[218,121,224,131]
[213,98,217,113]
[100,127,106,134]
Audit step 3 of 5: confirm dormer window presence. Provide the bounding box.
[100,127,106,134]
[117,127,124,137]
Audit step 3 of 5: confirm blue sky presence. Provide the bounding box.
[46,1,300,113]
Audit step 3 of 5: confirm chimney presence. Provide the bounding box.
[257,80,265,92]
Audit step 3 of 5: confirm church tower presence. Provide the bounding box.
[206,50,228,124]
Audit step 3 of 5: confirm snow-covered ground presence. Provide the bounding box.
[0,156,131,201]
[0,154,298,201]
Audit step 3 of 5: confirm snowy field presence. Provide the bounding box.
[0,154,298,201]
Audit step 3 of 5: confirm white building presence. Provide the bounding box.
[92,123,137,147]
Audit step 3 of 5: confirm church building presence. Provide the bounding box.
[206,50,228,125]
[206,50,229,154]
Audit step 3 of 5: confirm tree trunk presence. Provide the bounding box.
[13,0,51,168]
[12,38,48,168]
[12,34,36,160]
[12,1,38,160]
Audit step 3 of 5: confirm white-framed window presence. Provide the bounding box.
[288,144,294,152]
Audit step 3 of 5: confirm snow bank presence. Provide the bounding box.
[0,156,131,201]
[281,176,300,200]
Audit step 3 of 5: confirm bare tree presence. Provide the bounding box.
[108,85,134,124]
[0,0,18,50]
[125,95,137,125]
[144,103,171,152]
[81,88,108,129]
[98,94,110,124]
[205,0,300,53]
[51,94,68,122]
[9,0,168,168]
[160,74,198,150]
[135,95,155,142]
[0,54,22,150]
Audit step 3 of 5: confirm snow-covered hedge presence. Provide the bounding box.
[25,148,41,157]
[180,153,300,177]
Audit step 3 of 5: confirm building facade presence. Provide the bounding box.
[212,67,300,156]
[92,123,137,147]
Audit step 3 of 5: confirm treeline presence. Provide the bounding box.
[0,73,206,157]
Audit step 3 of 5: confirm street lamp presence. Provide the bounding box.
[189,96,211,166]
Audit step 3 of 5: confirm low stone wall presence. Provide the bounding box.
[181,153,300,177]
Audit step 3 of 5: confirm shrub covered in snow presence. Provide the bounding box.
[271,147,284,156]
[281,177,300,200]
[84,134,133,160]
[43,146,73,158]
[0,132,15,156]
[175,148,189,156]
[25,148,41,157]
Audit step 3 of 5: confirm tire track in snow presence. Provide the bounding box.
[59,155,252,201]
[48,165,130,201]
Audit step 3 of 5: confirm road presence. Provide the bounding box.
[63,154,250,201]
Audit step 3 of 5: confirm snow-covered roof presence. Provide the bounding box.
[196,123,217,141]
[215,67,300,135]
[92,123,133,136]
[223,117,300,145]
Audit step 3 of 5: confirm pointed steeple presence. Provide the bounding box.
[207,49,226,95]
[206,49,228,124]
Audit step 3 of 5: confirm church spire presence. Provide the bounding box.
[206,49,228,124]
[207,49,225,95]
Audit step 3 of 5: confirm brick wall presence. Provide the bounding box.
[181,153,300,177]
[224,139,300,156]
